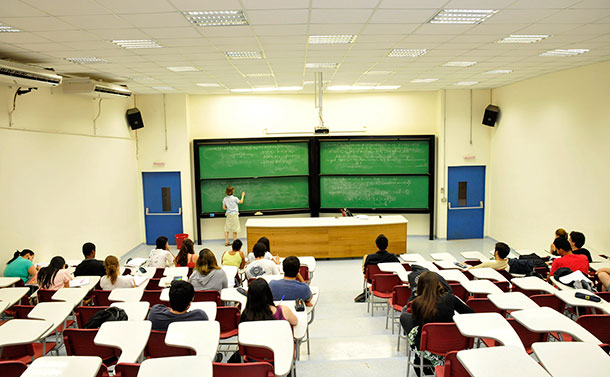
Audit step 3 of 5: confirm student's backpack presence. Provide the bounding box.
[518,253,547,268]
[553,267,595,292]
[508,258,535,275]
[84,306,128,329]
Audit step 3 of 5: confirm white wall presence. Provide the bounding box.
[0,85,142,267]
[489,61,610,253]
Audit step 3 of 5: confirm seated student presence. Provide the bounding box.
[100,256,135,290]
[269,256,312,305]
[188,249,228,292]
[174,238,198,268]
[246,243,280,279]
[37,256,73,290]
[550,237,589,276]
[362,234,399,273]
[240,278,298,326]
[550,228,568,255]
[597,268,610,291]
[401,271,473,376]
[74,242,105,277]
[569,231,592,263]
[148,236,174,268]
[147,280,208,331]
[222,239,246,269]
[469,242,510,270]
[4,249,39,283]
[247,236,278,264]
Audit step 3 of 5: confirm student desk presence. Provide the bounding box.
[454,312,525,351]
[0,277,20,288]
[94,320,151,363]
[410,261,440,272]
[0,319,53,356]
[220,287,247,311]
[437,270,470,284]
[510,307,601,343]
[222,265,238,288]
[28,302,73,338]
[52,287,89,308]
[111,302,150,321]
[460,279,503,295]
[238,320,294,377]
[461,251,488,261]
[515,249,550,258]
[487,292,540,311]
[108,287,144,302]
[554,289,610,315]
[531,342,610,377]
[434,260,462,270]
[137,355,212,377]
[589,261,610,271]
[190,301,217,320]
[246,215,407,258]
[21,356,102,377]
[0,300,10,313]
[378,262,410,283]
[511,276,557,294]
[469,267,508,282]
[0,287,30,307]
[399,253,426,263]
[69,276,100,291]
[430,252,456,261]
[165,321,220,358]
[457,346,551,377]
[163,266,189,278]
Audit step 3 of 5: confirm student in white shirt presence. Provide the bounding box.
[246,243,280,279]
[100,255,135,290]
[148,236,174,268]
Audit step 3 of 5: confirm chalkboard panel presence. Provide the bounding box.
[320,176,429,209]
[200,142,309,179]
[320,140,429,174]
[201,177,309,213]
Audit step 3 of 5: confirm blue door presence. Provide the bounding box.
[142,172,183,245]
[447,166,485,239]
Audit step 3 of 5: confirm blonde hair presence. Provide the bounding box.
[195,249,221,275]
[104,255,119,285]
[225,186,234,196]
[555,228,568,238]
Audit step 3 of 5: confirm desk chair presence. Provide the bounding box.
[75,306,108,328]
[63,328,118,366]
[93,290,112,306]
[114,363,140,377]
[144,330,195,358]
[576,314,610,344]
[141,290,164,307]
[448,283,469,302]
[36,289,56,303]
[482,318,547,353]
[213,361,274,377]
[369,273,402,316]
[193,290,221,305]
[0,360,27,377]
[436,350,470,377]
[217,306,240,352]
[0,341,57,364]
[466,297,506,316]
[388,285,410,334]
[363,264,392,306]
[144,279,161,291]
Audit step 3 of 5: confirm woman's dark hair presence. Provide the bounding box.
[412,271,447,325]
[241,278,275,322]
[37,256,66,289]
[256,237,270,253]
[175,238,194,267]
[7,249,34,265]
[252,243,267,258]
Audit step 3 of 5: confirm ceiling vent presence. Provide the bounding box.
[62,77,132,98]
[0,59,62,87]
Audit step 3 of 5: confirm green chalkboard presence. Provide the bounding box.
[320,176,429,209]
[199,142,309,179]
[201,177,309,213]
[320,140,429,174]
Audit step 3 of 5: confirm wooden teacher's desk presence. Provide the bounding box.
[246,215,407,258]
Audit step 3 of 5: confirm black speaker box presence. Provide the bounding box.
[482,105,499,127]
[126,107,144,130]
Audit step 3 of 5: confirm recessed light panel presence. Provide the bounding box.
[0,22,20,32]
[388,49,427,57]
[308,35,357,44]
[65,57,107,64]
[152,86,175,91]
[430,9,498,24]
[167,66,199,72]
[196,83,221,87]
[443,61,477,67]
[411,78,438,83]
[183,10,248,27]
[225,51,263,59]
[497,35,549,44]
[306,63,340,69]
[540,49,589,57]
[484,70,513,74]
[112,40,162,49]
[455,81,479,86]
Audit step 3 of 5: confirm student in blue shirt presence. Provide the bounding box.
[269,256,312,306]
[4,249,39,283]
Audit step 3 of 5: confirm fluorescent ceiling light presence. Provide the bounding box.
[225,51,263,59]
[0,23,20,32]
[411,78,438,83]
[64,57,107,64]
[364,70,393,75]
[308,35,357,44]
[303,80,330,85]
[167,66,199,72]
[196,83,221,87]
[443,61,477,67]
[327,85,400,91]
[484,69,512,74]
[430,9,498,24]
[388,49,427,57]
[152,86,175,91]
[231,86,303,93]
[455,81,479,86]
[183,10,248,26]
[244,73,274,77]
[540,49,589,56]
[306,63,339,69]
[497,35,549,44]
[112,40,162,49]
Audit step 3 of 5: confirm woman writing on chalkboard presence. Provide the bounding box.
[223,186,245,246]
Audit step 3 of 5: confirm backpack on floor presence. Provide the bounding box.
[84,306,128,329]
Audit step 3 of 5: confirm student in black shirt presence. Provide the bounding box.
[74,242,105,277]
[362,234,399,273]
[569,231,592,262]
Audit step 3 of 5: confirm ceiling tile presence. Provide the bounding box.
[168,0,243,11]
[508,0,580,9]
[0,0,47,17]
[540,9,610,23]
[120,13,192,28]
[33,30,99,42]
[369,9,438,24]
[311,0,379,8]
[1,17,76,31]
[100,0,177,13]
[308,23,363,34]
[242,0,309,9]
[246,9,309,25]
[444,0,515,9]
[361,23,419,35]
[141,27,201,39]
[251,25,307,35]
[20,0,112,16]
[0,32,50,44]
[413,24,475,35]
[379,0,447,8]
[310,9,373,24]
[59,15,134,29]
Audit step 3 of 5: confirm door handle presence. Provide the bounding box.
[448,201,483,210]
[146,207,182,216]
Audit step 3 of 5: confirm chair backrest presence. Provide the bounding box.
[63,328,118,363]
[401,263,412,272]
[392,285,412,308]
[0,343,35,362]
[144,330,195,358]
[372,274,402,294]
[420,323,471,356]
[530,294,565,313]
[216,306,240,337]
[213,361,274,377]
[145,279,162,291]
[511,285,539,297]
[465,297,505,316]
[239,344,274,362]
[596,292,610,302]
[93,290,112,306]
[448,283,469,302]
[534,266,549,278]
[75,306,109,328]
[498,270,514,281]
[506,318,547,352]
[37,289,56,303]
[114,363,140,377]
[576,314,610,344]
[365,264,391,284]
[193,290,221,305]
[11,305,34,319]
[493,280,510,292]
[464,260,479,267]
[299,265,310,282]
[442,351,471,377]
[141,290,164,308]
[153,268,165,279]
[0,360,27,377]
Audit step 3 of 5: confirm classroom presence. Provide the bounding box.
[1,1,610,376]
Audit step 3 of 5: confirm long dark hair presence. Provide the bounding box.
[412,271,447,324]
[37,256,66,289]
[256,237,270,253]
[175,238,194,267]
[7,249,34,265]
[240,278,275,322]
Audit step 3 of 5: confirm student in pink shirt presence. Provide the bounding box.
[37,256,73,290]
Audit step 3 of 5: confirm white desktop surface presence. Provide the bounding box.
[454,312,524,351]
[160,288,169,302]
[190,301,217,321]
[399,253,426,263]
[510,307,601,344]
[409,261,440,272]
[28,301,73,338]
[554,289,610,315]
[69,276,100,291]
[246,215,407,228]
[461,251,489,261]
[0,319,53,348]
[377,262,410,282]
[515,249,550,258]
[434,260,462,270]
[111,301,150,321]
[457,346,551,377]
[273,300,308,340]
[488,292,540,311]
[589,262,610,272]
[511,276,557,294]
[165,321,220,358]
[94,320,151,364]
[108,287,144,302]
[436,270,470,284]
[460,279,503,295]
[0,277,20,288]
[430,252,456,261]
[238,320,294,377]
[52,287,89,308]
[222,265,238,288]
[21,356,102,377]
[0,287,29,307]
[137,355,212,377]
[298,256,316,272]
[531,342,610,377]
[163,266,189,278]
[469,267,508,282]
[220,288,247,312]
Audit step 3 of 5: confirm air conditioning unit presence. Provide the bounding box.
[0,59,62,87]
[62,77,132,98]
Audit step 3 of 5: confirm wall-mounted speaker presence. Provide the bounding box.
[126,107,144,130]
[482,104,499,127]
